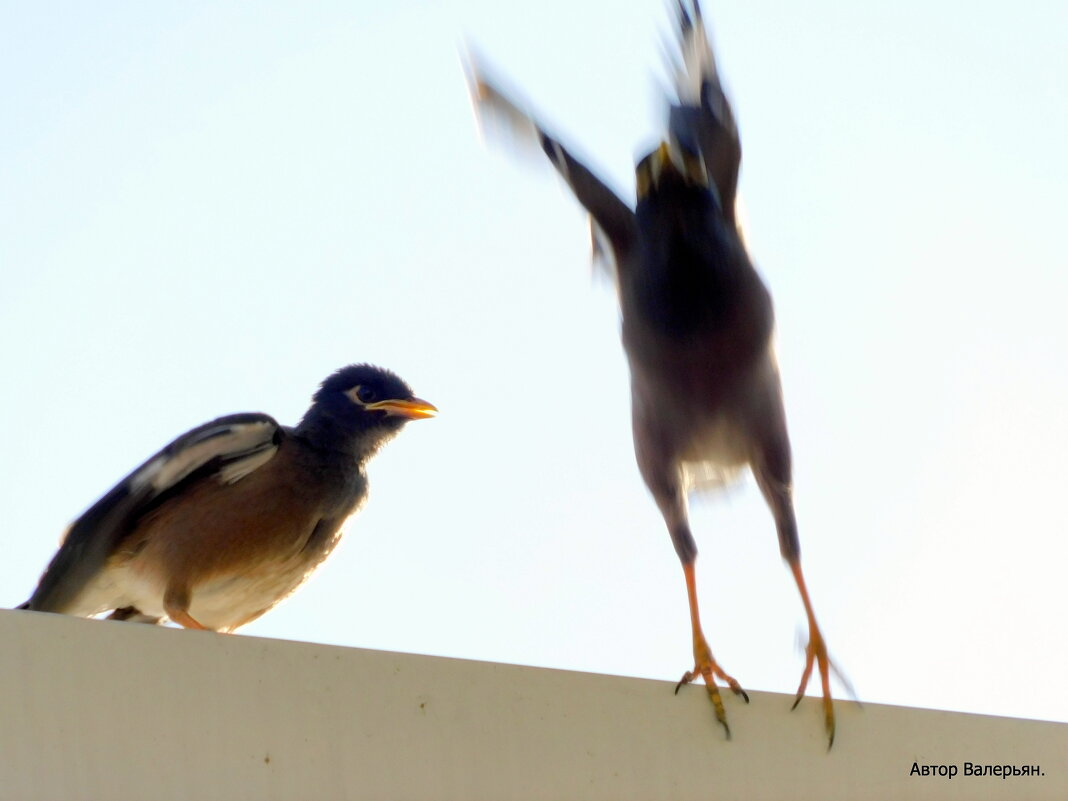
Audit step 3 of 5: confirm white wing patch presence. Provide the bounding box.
[131,420,278,493]
[216,443,279,485]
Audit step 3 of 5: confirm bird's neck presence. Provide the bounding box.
[294,410,393,465]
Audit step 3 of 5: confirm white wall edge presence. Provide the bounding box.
[1,610,1064,800]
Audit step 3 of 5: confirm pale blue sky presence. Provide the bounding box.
[2,0,1066,728]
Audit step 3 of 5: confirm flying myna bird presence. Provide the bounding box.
[18,364,436,632]
[468,2,837,744]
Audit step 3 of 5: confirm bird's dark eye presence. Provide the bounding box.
[355,386,378,404]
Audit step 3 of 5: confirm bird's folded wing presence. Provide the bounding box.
[132,413,282,491]
[27,414,283,612]
[666,0,740,221]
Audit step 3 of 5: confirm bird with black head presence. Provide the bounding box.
[468,0,839,745]
[18,364,435,633]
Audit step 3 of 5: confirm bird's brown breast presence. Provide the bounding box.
[111,437,358,606]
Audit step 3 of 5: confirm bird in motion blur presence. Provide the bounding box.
[18,364,436,632]
[468,1,837,744]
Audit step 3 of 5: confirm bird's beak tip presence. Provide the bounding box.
[398,398,439,420]
[366,398,439,420]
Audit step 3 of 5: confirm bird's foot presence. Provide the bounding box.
[163,596,210,631]
[169,609,209,630]
[106,606,162,625]
[675,636,749,739]
[791,627,836,748]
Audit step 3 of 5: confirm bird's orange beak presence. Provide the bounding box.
[365,397,438,420]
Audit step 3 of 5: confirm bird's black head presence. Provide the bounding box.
[298,364,436,456]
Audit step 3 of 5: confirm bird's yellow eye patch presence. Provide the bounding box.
[636,159,652,198]
[636,140,707,197]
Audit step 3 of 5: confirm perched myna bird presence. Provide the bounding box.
[18,364,436,632]
[469,2,837,744]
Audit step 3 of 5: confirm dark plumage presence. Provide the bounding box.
[19,364,436,632]
[469,1,837,744]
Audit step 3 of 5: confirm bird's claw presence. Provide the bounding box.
[675,638,748,739]
[791,629,836,749]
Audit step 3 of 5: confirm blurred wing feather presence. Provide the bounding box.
[464,52,637,278]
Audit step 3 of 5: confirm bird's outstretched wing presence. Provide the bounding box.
[24,413,284,613]
[666,0,741,224]
[464,55,636,278]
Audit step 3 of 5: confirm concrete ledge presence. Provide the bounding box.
[0,610,1064,800]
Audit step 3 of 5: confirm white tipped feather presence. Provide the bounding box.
[217,443,279,485]
[588,216,618,280]
[462,50,545,158]
[464,47,629,276]
[673,1,718,104]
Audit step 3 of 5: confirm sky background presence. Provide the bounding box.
[2,0,1066,730]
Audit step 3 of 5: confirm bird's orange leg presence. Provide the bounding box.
[788,557,835,747]
[163,588,210,631]
[674,560,749,738]
[168,608,209,630]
